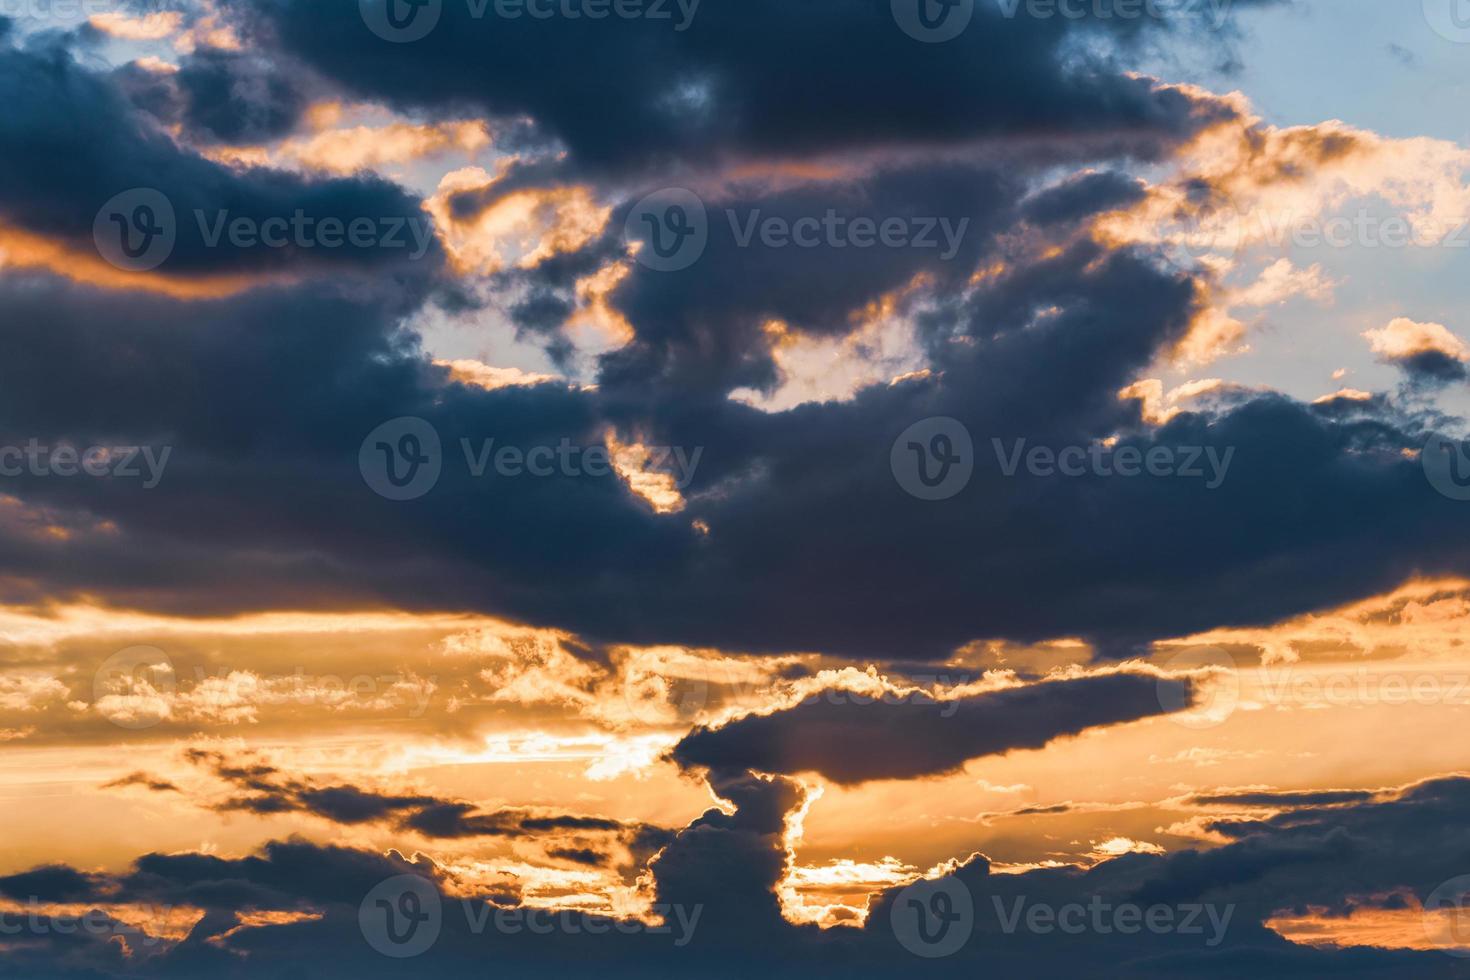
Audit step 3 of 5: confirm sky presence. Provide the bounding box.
[2,0,1470,976]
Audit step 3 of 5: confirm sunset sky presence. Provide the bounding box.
[3,1,1470,977]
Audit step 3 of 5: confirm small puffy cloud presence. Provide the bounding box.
[1364,317,1468,382]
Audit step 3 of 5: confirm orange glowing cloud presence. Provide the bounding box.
[1364,317,1468,365]
[0,224,293,300]
[207,119,492,175]
[425,166,610,277]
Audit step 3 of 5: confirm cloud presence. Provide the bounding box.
[101,771,183,793]
[0,37,444,289]
[9,772,1470,977]
[1184,788,1381,808]
[1364,318,1469,384]
[671,672,1197,784]
[178,747,663,844]
[223,0,1257,174]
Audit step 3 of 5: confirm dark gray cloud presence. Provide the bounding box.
[222,0,1265,175]
[671,673,1197,784]
[1186,789,1381,808]
[0,36,442,280]
[115,47,312,145]
[177,748,661,842]
[101,771,183,793]
[3,5,1463,666]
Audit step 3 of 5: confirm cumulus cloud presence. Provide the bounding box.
[1364,318,1469,383]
